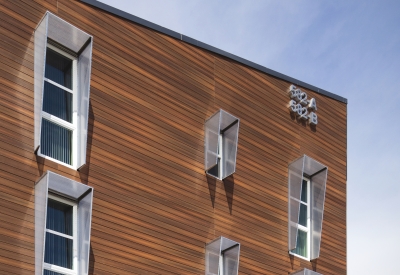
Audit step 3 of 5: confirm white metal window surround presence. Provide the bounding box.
[288,155,328,261]
[205,236,240,275]
[290,268,323,275]
[34,11,93,170]
[35,171,94,275]
[204,109,240,180]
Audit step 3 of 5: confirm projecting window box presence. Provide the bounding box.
[205,236,240,275]
[34,12,93,170]
[204,109,240,180]
[35,171,93,275]
[288,155,328,261]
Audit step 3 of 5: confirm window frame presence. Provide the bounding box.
[289,178,311,261]
[43,194,78,275]
[38,44,78,169]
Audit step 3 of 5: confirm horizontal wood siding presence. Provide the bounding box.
[0,0,346,274]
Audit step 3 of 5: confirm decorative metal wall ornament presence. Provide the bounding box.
[288,85,318,125]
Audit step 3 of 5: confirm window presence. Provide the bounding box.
[205,109,240,180]
[39,45,77,166]
[34,12,93,170]
[290,178,310,259]
[205,237,240,275]
[35,171,94,275]
[288,155,328,261]
[44,195,77,275]
[290,268,323,275]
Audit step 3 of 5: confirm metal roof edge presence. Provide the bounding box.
[80,0,348,104]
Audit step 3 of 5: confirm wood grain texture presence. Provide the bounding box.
[0,0,347,274]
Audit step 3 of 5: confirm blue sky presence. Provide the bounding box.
[98,1,400,273]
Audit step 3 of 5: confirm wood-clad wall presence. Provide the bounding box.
[0,0,347,274]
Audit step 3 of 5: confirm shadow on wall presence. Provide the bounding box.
[78,101,94,184]
[88,245,95,275]
[206,174,236,214]
[207,174,217,208]
[223,174,235,215]
[311,258,318,271]
[287,250,319,273]
[35,154,45,177]
[289,253,295,270]
[289,110,317,132]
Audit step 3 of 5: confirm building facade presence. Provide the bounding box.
[0,0,347,274]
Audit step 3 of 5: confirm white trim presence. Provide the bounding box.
[43,263,76,275]
[306,178,311,259]
[42,112,75,130]
[289,250,310,262]
[72,52,78,169]
[218,133,223,180]
[45,228,73,240]
[37,153,75,170]
[289,196,303,204]
[44,78,74,94]
[219,254,224,275]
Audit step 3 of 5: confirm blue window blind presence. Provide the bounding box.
[41,119,72,165]
[44,199,74,270]
[43,270,66,275]
[41,47,74,165]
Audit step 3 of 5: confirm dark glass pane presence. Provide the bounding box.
[298,203,308,227]
[291,229,308,257]
[45,48,72,89]
[41,119,72,165]
[300,179,308,202]
[46,199,73,235]
[43,82,72,123]
[44,232,73,269]
[207,160,220,178]
[43,270,66,275]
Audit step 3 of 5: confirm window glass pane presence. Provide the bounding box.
[291,229,308,257]
[43,82,72,123]
[301,179,308,202]
[44,232,73,269]
[46,199,73,235]
[43,270,66,275]
[41,119,72,165]
[45,48,72,89]
[207,159,220,179]
[298,203,308,227]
